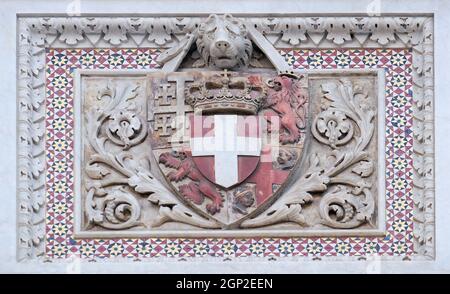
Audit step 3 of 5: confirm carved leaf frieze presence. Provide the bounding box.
[17,14,434,260]
[22,16,430,49]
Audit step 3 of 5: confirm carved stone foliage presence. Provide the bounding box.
[77,71,379,233]
[81,77,220,231]
[18,15,434,261]
[241,75,378,229]
[22,16,429,49]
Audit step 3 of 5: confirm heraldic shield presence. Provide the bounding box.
[149,71,309,226]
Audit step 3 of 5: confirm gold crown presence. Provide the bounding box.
[185,70,266,115]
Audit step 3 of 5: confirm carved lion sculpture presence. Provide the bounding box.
[159,150,223,215]
[264,75,308,144]
[195,14,253,69]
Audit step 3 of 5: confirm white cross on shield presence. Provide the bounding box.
[189,114,262,188]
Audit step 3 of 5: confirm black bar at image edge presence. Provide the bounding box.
[0,274,449,291]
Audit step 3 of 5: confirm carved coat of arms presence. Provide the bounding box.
[149,70,308,226]
[79,14,379,235]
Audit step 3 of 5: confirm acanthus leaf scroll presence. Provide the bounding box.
[241,78,377,230]
[83,81,220,230]
[81,74,378,232]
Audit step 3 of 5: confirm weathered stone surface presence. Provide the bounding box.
[76,67,381,236]
[13,8,439,267]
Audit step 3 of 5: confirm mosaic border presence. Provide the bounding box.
[17,15,434,261]
[45,49,404,258]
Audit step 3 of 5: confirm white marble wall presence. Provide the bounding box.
[1,0,450,273]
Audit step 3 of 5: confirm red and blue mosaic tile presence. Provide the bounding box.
[45,48,414,259]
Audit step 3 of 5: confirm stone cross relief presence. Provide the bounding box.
[79,14,379,236]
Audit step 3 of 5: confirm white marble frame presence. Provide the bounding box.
[72,68,386,239]
[15,12,435,264]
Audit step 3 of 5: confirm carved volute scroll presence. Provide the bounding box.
[81,77,220,231]
[78,69,379,233]
[17,13,434,261]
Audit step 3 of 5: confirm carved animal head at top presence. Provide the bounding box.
[196,14,253,69]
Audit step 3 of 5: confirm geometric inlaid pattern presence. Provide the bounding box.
[45,48,413,259]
